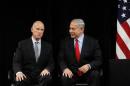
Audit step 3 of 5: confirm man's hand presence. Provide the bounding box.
[78,64,90,74]
[40,69,50,76]
[63,68,73,78]
[16,72,27,81]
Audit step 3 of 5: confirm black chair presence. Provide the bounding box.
[8,70,15,86]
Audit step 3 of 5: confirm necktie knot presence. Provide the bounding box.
[75,39,78,43]
[35,41,39,44]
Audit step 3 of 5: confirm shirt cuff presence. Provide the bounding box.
[87,64,91,70]
[16,71,23,76]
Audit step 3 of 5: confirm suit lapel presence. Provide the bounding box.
[68,38,78,64]
[39,41,44,60]
[28,38,36,60]
[80,36,88,59]
[69,38,75,56]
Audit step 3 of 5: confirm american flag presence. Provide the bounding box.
[116,0,130,59]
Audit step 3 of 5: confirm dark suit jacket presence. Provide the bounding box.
[13,38,54,75]
[58,35,102,74]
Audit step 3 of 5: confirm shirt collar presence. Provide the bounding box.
[75,33,84,43]
[31,36,41,44]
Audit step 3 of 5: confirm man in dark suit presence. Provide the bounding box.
[58,19,102,86]
[13,20,54,86]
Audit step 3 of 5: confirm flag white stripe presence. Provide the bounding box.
[117,20,130,51]
[126,18,130,26]
[116,42,126,59]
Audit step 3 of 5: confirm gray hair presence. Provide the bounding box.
[71,19,85,28]
[31,21,44,30]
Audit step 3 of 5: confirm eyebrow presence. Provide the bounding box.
[36,28,44,29]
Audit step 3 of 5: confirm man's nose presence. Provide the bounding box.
[69,29,72,33]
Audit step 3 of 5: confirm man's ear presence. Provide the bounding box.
[31,28,33,32]
[81,28,85,32]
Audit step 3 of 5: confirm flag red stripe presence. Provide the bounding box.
[116,33,130,59]
[121,21,130,38]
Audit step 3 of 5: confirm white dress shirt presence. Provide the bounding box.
[32,36,41,57]
[74,33,84,53]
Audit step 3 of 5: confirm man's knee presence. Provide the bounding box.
[90,70,100,78]
[88,70,100,86]
[15,79,30,86]
[61,76,73,81]
[38,75,52,85]
[61,76,74,86]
